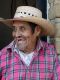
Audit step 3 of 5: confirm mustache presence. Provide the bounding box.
[15,35,26,40]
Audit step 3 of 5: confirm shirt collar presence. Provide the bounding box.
[36,39,43,52]
[7,39,44,54]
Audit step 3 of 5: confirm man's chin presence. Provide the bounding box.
[17,44,26,51]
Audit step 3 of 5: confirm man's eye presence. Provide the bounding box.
[19,26,25,31]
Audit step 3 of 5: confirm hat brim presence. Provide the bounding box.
[0,17,55,36]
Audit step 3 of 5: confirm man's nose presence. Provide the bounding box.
[15,31,22,37]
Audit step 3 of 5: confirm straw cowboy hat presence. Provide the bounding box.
[0,6,55,36]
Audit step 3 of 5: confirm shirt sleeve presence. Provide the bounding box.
[52,48,60,80]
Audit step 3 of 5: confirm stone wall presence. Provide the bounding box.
[48,0,60,55]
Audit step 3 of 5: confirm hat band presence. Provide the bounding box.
[14,11,42,18]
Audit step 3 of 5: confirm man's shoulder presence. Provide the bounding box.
[42,41,55,49]
[41,41,56,54]
[0,41,14,55]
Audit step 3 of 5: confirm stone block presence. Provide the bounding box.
[48,4,60,19]
[54,4,60,17]
[48,7,55,19]
[48,0,54,4]
[55,18,60,37]
[54,0,60,4]
[54,38,60,54]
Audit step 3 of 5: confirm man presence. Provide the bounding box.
[0,6,60,80]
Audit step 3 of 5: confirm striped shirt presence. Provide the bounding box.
[0,40,60,80]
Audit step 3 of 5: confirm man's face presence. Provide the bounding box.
[12,21,41,53]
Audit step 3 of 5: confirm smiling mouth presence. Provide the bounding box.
[17,37,25,42]
[16,36,26,42]
[18,39,24,42]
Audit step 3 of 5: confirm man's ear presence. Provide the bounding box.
[35,25,41,36]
